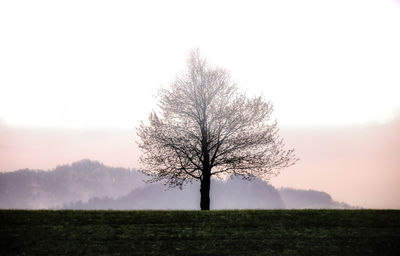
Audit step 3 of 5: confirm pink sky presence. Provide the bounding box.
[275,118,400,209]
[1,117,399,209]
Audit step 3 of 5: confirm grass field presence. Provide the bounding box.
[1,210,399,255]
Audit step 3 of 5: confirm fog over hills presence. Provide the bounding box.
[0,160,353,210]
[63,178,286,210]
[0,159,146,209]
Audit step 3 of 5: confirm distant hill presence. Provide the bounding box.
[0,159,354,209]
[0,159,146,209]
[63,176,286,210]
[279,188,354,209]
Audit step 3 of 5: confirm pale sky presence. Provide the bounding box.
[1,1,400,208]
[1,0,400,128]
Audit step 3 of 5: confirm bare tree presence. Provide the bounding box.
[137,49,297,210]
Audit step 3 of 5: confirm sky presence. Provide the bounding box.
[1,0,400,208]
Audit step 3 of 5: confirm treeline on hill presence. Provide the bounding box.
[0,159,353,210]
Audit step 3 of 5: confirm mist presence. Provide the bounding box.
[0,159,353,210]
[1,118,399,209]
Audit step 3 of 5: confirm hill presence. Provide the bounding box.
[0,159,353,209]
[0,159,146,209]
[63,177,285,210]
[279,187,353,209]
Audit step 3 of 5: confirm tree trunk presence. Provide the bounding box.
[200,173,211,210]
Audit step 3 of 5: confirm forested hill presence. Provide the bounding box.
[0,159,353,209]
[63,177,286,210]
[0,159,146,209]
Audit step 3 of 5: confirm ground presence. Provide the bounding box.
[1,210,399,255]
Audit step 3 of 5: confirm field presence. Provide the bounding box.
[1,210,399,255]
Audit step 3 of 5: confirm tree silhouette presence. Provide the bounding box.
[137,49,297,210]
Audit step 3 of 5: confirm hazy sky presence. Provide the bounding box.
[1,0,400,128]
[1,1,400,208]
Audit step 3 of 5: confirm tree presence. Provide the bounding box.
[137,49,297,210]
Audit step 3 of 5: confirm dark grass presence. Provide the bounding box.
[1,210,399,255]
